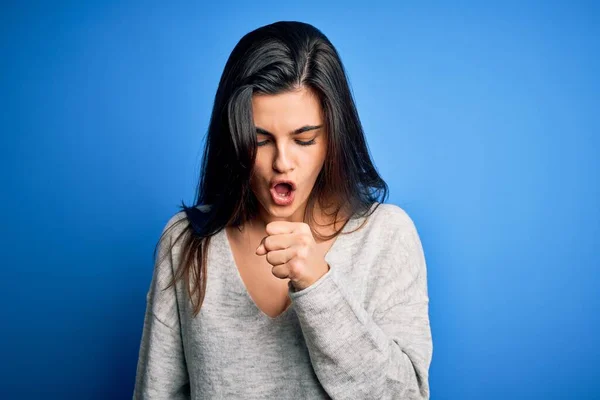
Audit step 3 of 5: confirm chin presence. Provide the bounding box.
[259,194,302,219]
[265,202,297,214]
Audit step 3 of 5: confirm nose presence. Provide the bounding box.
[272,143,294,173]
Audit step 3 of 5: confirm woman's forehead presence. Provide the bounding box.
[252,88,323,132]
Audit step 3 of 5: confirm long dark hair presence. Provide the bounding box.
[156,21,388,317]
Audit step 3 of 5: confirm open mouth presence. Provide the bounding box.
[273,182,293,197]
[269,181,296,206]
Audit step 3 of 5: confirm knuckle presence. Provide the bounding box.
[288,260,299,274]
[298,247,308,259]
[299,234,310,246]
[266,252,275,264]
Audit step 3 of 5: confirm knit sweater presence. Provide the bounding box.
[133,202,433,399]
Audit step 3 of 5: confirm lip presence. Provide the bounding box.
[269,179,296,206]
[270,179,297,191]
[269,186,295,206]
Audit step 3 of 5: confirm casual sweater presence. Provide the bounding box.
[133,202,433,399]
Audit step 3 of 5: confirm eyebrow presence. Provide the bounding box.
[255,125,323,136]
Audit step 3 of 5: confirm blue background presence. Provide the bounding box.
[1,1,598,398]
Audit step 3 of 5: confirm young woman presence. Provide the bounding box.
[133,21,433,399]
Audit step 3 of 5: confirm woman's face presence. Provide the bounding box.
[250,86,327,224]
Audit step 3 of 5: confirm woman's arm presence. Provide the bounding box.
[289,207,433,399]
[133,214,191,399]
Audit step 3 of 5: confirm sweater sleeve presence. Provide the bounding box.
[133,213,191,400]
[288,209,433,399]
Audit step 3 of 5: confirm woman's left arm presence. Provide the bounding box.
[289,210,433,400]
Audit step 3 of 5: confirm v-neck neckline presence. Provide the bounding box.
[219,215,358,322]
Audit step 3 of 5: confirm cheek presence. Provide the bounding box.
[250,160,268,186]
[303,149,326,174]
[252,154,268,171]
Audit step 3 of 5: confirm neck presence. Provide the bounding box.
[255,200,308,227]
[244,200,350,242]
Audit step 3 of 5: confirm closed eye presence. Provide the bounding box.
[257,139,316,147]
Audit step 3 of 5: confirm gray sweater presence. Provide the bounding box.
[133,202,433,399]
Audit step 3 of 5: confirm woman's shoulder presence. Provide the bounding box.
[345,202,423,254]
[373,204,426,263]
[360,202,419,233]
[161,211,188,236]
[162,204,213,232]
[377,202,417,227]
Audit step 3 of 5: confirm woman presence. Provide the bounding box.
[133,21,433,399]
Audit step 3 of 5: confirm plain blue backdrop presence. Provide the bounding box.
[1,1,598,399]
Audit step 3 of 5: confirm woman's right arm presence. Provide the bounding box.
[133,213,191,399]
